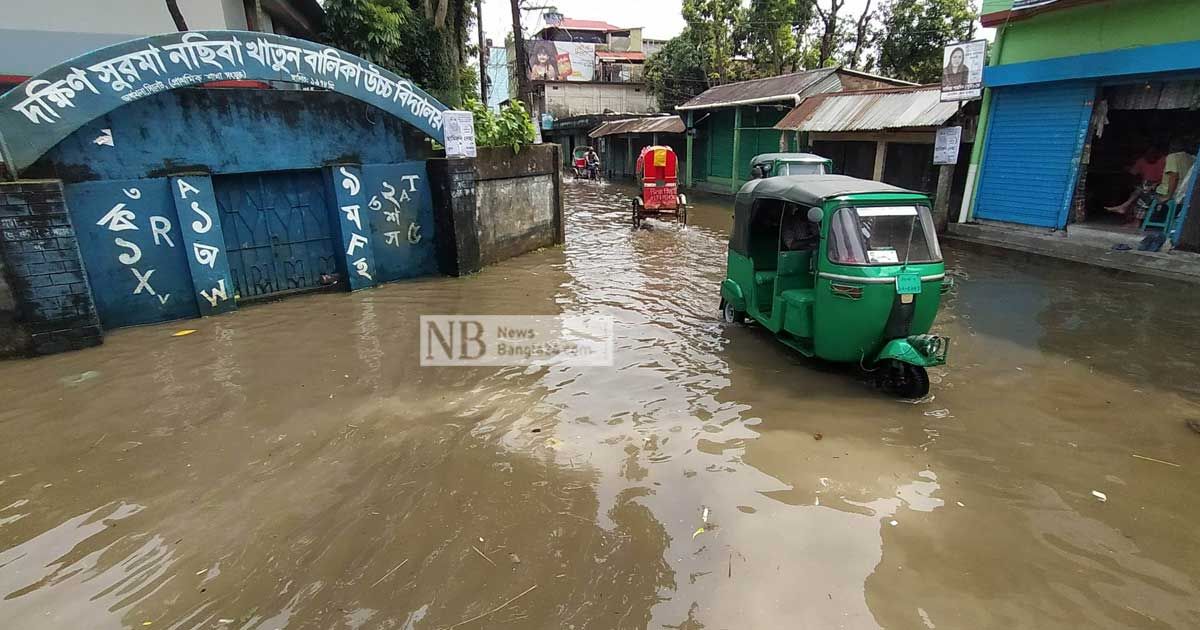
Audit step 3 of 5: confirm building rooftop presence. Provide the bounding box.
[588,116,685,138]
[775,85,960,132]
[676,67,913,111]
[547,18,626,32]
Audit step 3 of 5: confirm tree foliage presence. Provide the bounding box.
[681,0,745,85]
[323,0,475,106]
[745,0,817,76]
[644,29,710,111]
[876,0,977,83]
[464,98,536,153]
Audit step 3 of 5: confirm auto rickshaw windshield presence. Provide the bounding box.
[827,205,942,265]
[777,162,825,176]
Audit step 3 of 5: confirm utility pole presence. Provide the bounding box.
[477,0,488,103]
[509,0,531,111]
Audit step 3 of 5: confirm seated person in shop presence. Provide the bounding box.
[780,205,820,251]
[1105,142,1166,222]
[1155,138,1197,209]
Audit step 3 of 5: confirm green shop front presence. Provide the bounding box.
[678,68,909,194]
[967,0,1200,250]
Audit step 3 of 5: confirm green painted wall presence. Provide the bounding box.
[981,0,1012,12]
[996,0,1200,65]
[735,108,787,183]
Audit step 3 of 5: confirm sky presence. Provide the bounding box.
[479,0,881,45]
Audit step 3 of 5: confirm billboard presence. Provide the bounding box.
[940,39,987,102]
[526,40,595,82]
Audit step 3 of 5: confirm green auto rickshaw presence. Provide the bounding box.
[719,175,951,398]
[749,153,834,179]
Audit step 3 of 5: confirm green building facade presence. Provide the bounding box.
[964,0,1200,248]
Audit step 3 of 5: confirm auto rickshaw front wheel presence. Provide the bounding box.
[880,360,930,399]
[719,299,745,324]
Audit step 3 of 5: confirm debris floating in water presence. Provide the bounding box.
[172,329,197,337]
[1092,490,1108,503]
[1131,453,1181,468]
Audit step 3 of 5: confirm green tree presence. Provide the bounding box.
[323,0,412,71]
[324,0,475,105]
[644,29,709,111]
[682,0,745,85]
[876,0,977,83]
[744,0,817,77]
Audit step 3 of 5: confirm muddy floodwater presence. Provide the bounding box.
[3,180,1200,629]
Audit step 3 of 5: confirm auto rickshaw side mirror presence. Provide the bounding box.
[807,207,824,223]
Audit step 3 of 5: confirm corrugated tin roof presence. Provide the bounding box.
[775,85,960,132]
[677,67,841,111]
[589,116,686,138]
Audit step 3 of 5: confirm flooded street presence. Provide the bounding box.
[3,179,1200,629]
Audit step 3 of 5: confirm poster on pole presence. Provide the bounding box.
[940,39,987,102]
[934,127,963,165]
[442,110,477,158]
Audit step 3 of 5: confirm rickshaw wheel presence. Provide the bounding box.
[720,299,745,324]
[884,362,929,399]
[632,199,642,228]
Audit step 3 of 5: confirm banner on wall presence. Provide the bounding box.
[526,40,595,82]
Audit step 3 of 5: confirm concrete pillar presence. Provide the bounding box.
[326,164,378,291]
[427,157,481,277]
[0,179,101,356]
[169,175,237,316]
[732,107,743,192]
[685,111,694,188]
[932,164,957,233]
[873,140,887,182]
[625,134,633,178]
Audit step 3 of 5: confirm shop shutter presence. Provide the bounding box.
[974,83,1095,228]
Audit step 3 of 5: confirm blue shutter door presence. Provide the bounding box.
[974,83,1095,228]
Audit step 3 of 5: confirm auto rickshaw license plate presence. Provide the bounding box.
[896,273,923,295]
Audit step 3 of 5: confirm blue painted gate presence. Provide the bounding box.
[974,82,1096,228]
[214,170,340,299]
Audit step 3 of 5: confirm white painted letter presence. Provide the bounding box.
[401,175,419,192]
[340,204,363,231]
[98,203,138,232]
[407,222,422,244]
[131,267,156,295]
[353,257,372,281]
[190,201,213,233]
[192,242,220,268]
[149,216,175,247]
[115,237,142,265]
[199,279,228,307]
[122,187,141,200]
[339,167,361,196]
[177,178,200,199]
[346,233,368,256]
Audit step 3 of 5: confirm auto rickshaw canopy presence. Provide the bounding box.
[729,175,919,256]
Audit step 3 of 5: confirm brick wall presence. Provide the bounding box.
[0,180,102,356]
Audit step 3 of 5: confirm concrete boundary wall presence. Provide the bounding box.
[430,144,565,276]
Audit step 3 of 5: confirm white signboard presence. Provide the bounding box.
[941,39,987,102]
[934,127,962,165]
[442,110,476,158]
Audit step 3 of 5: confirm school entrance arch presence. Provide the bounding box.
[0,31,448,176]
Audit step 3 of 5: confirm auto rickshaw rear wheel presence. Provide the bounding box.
[632,199,642,228]
[720,299,745,324]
